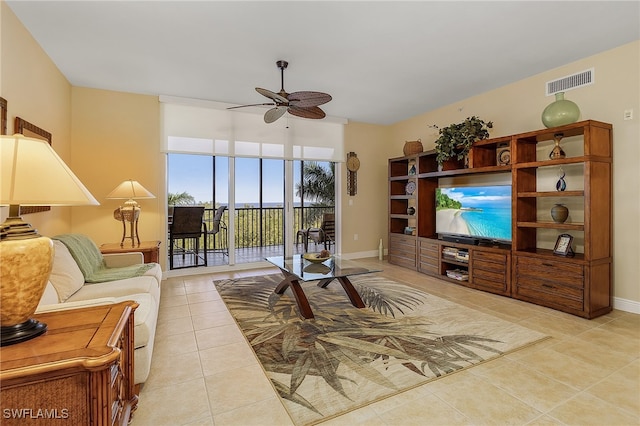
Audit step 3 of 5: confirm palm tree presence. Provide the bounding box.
[168,191,195,205]
[296,162,334,205]
[296,162,335,226]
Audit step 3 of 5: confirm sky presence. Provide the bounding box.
[168,154,306,205]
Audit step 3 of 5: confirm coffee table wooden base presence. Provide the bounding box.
[274,272,365,319]
[274,274,315,319]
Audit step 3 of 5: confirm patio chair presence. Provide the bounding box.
[303,213,335,252]
[168,206,207,269]
[205,205,228,257]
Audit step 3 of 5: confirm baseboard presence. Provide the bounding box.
[613,297,640,315]
[341,250,382,260]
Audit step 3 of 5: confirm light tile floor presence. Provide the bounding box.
[131,258,640,426]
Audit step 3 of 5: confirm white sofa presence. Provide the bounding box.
[36,235,162,386]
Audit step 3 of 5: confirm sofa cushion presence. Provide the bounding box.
[38,281,60,307]
[65,275,160,304]
[49,241,85,302]
[143,263,163,285]
[114,293,157,349]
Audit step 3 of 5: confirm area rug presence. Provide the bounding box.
[214,274,548,426]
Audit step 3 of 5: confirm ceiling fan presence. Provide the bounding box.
[228,60,332,123]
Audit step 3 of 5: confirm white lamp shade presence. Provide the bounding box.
[0,134,99,206]
[106,180,155,200]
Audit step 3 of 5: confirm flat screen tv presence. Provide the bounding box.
[436,186,512,242]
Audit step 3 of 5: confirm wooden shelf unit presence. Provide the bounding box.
[388,120,612,318]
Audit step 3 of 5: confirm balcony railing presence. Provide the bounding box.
[203,206,334,251]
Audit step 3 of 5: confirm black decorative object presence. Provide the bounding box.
[556,167,567,191]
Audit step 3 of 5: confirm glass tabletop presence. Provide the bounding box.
[265,255,381,282]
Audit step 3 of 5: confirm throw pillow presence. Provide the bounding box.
[49,240,85,302]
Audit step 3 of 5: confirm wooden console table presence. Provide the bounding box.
[0,301,138,425]
[100,240,161,263]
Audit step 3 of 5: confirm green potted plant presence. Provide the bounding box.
[434,116,493,166]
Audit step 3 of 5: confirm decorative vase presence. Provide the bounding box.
[551,204,569,223]
[407,206,415,216]
[549,133,566,160]
[556,167,567,191]
[403,139,423,156]
[542,92,580,128]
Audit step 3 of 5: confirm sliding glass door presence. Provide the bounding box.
[168,154,335,267]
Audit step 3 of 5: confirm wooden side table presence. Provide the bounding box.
[0,301,138,425]
[100,240,161,263]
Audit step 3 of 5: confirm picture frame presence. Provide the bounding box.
[15,117,53,215]
[0,97,7,135]
[553,233,574,257]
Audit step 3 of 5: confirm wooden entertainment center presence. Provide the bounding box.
[388,120,612,319]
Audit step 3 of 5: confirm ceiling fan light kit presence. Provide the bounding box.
[229,60,332,123]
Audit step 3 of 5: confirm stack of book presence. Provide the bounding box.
[455,250,469,262]
[442,247,469,263]
[446,269,469,281]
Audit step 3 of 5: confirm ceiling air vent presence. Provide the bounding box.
[546,68,594,96]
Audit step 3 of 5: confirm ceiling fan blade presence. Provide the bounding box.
[227,103,275,110]
[288,91,332,108]
[256,87,289,104]
[264,106,287,123]
[287,105,326,120]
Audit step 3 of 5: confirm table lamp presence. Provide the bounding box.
[106,180,155,247]
[0,134,99,346]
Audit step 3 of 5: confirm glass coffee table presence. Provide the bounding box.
[265,255,381,319]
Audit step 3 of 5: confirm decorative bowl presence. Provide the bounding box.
[303,253,331,263]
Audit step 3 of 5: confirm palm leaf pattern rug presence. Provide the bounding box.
[214,274,548,425]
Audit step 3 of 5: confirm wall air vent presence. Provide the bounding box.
[546,68,594,96]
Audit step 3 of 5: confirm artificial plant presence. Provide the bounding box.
[434,116,493,165]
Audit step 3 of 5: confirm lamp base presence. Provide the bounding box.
[1,319,47,346]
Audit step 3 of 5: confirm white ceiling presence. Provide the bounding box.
[6,1,640,125]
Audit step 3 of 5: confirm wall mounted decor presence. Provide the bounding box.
[346,152,360,196]
[0,97,7,135]
[15,117,53,215]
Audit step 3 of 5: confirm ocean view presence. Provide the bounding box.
[460,207,511,240]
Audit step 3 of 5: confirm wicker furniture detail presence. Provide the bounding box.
[0,301,138,425]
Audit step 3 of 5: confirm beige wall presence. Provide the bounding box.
[2,1,638,307]
[70,88,164,248]
[1,2,72,236]
[388,41,640,305]
[341,121,392,255]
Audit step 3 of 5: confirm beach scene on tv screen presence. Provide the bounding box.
[436,186,511,241]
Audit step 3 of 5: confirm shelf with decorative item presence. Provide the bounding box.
[419,164,511,178]
[389,156,413,178]
[513,156,602,170]
[517,190,584,197]
[516,221,584,231]
[513,246,586,259]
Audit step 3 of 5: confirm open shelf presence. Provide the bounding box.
[389,120,612,319]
